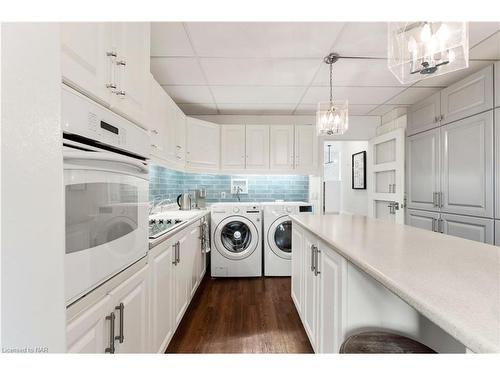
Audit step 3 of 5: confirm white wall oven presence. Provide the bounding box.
[62,85,150,304]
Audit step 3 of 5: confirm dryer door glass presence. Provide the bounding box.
[274,220,292,253]
[221,221,252,253]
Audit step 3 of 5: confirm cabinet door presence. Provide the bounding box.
[406,209,440,232]
[220,125,246,170]
[407,92,441,136]
[440,111,494,218]
[440,65,494,125]
[148,76,169,160]
[108,265,149,353]
[441,213,494,244]
[302,231,318,351]
[495,109,499,218]
[245,125,270,169]
[173,234,189,327]
[187,223,201,298]
[110,22,150,127]
[495,221,499,246]
[174,108,186,164]
[406,128,440,211]
[149,241,174,353]
[66,295,111,353]
[270,125,294,170]
[294,125,317,171]
[291,225,304,314]
[186,117,220,171]
[318,243,346,353]
[61,22,112,105]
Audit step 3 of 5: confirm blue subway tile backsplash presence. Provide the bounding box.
[149,165,309,204]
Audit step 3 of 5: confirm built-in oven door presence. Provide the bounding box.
[64,148,149,304]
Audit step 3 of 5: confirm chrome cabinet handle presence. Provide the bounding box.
[116,90,126,97]
[314,248,321,277]
[151,129,159,135]
[116,60,126,66]
[176,242,180,264]
[106,51,117,58]
[172,243,177,265]
[106,83,117,89]
[438,218,444,233]
[115,303,124,344]
[432,218,437,232]
[105,312,116,353]
[310,245,316,272]
[438,192,443,208]
[432,192,438,207]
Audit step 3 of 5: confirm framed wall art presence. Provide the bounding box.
[352,151,366,190]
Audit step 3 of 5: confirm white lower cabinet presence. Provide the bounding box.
[66,265,149,354]
[108,265,149,353]
[292,225,346,353]
[67,295,111,353]
[440,213,494,245]
[149,238,175,353]
[406,209,494,245]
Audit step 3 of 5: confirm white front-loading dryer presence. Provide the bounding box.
[211,203,262,277]
[263,202,313,276]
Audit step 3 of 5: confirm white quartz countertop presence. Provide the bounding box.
[290,213,500,353]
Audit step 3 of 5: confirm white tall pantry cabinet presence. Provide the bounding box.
[405,64,497,246]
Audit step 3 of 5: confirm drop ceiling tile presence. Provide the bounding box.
[313,58,406,87]
[151,58,206,85]
[178,103,218,115]
[150,22,195,56]
[218,103,295,115]
[386,87,440,105]
[333,22,388,58]
[161,85,214,104]
[295,103,378,115]
[470,32,500,60]
[210,86,306,104]
[414,60,493,87]
[470,22,500,47]
[185,22,345,58]
[301,86,404,105]
[200,58,321,86]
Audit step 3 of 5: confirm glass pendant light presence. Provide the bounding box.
[388,22,468,84]
[316,53,348,136]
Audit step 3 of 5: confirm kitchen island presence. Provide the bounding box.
[290,213,500,353]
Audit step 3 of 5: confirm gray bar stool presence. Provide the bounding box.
[339,331,436,353]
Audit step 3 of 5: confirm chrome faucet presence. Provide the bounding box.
[234,186,243,202]
[149,197,172,215]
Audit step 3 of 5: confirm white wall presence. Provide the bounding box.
[1,23,65,352]
[194,114,380,140]
[323,141,369,216]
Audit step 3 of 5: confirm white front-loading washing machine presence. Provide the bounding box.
[211,203,263,277]
[263,202,313,276]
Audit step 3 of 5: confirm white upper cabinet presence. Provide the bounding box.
[245,125,270,170]
[294,125,317,172]
[496,109,500,219]
[440,111,494,218]
[406,128,441,211]
[220,125,246,170]
[406,209,440,232]
[186,117,220,172]
[109,22,150,128]
[108,265,149,353]
[61,23,113,105]
[440,65,494,125]
[61,22,150,128]
[148,76,169,160]
[407,92,441,136]
[495,62,500,108]
[440,214,494,245]
[174,107,187,165]
[270,125,294,170]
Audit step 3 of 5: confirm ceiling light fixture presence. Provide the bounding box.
[388,22,469,84]
[316,53,348,136]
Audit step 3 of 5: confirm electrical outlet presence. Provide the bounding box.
[221,192,226,199]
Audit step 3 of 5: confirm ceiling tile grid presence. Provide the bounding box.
[150,22,500,117]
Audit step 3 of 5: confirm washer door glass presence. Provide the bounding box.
[221,221,252,253]
[274,220,292,253]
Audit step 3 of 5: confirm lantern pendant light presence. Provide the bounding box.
[316,53,348,136]
[388,22,469,84]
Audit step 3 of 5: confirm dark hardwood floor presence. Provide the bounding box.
[166,276,313,353]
